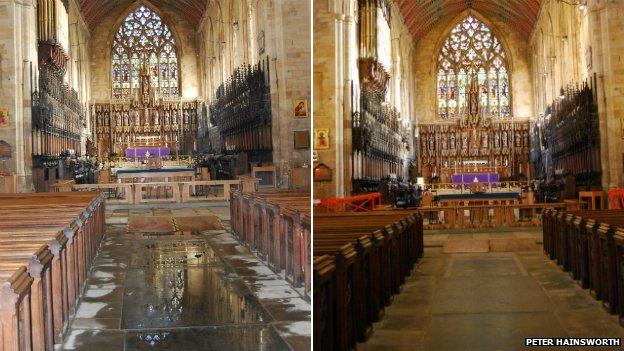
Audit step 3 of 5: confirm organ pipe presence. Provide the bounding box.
[37,0,60,43]
[358,0,390,60]
[358,0,378,60]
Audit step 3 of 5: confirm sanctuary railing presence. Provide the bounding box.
[52,178,259,205]
[418,202,570,230]
[424,180,534,192]
[181,180,247,202]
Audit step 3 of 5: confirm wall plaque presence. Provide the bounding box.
[293,130,310,149]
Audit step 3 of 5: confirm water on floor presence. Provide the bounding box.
[57,206,310,351]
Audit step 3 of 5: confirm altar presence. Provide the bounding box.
[125,146,170,160]
[452,172,500,189]
[91,63,198,159]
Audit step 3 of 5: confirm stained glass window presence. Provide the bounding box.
[437,16,510,120]
[111,6,179,99]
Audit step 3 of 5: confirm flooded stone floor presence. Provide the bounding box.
[362,246,624,350]
[57,205,310,351]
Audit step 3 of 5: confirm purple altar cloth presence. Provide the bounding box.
[452,172,500,189]
[125,146,170,159]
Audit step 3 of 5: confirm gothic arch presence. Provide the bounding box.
[434,13,512,120]
[431,10,516,72]
[107,0,183,99]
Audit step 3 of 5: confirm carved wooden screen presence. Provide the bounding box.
[111,5,179,99]
[437,16,510,120]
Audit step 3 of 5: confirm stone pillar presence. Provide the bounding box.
[588,0,624,188]
[0,0,38,192]
[263,0,311,189]
[312,0,355,198]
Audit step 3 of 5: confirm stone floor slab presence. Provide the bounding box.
[489,237,539,252]
[58,205,307,351]
[363,238,624,351]
[442,239,489,253]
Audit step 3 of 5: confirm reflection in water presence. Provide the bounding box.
[126,325,289,350]
[138,332,170,347]
[123,261,268,328]
[63,218,298,351]
[131,239,219,268]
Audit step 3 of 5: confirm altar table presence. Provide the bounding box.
[125,146,170,159]
[452,172,499,188]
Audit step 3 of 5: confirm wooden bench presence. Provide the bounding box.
[543,209,624,318]
[313,255,335,351]
[0,192,105,350]
[230,190,311,297]
[313,211,423,351]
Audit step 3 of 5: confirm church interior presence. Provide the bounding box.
[0,0,311,350]
[6,0,624,349]
[313,0,624,350]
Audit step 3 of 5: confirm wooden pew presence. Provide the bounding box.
[614,228,624,326]
[1,267,33,351]
[0,231,68,345]
[230,190,311,296]
[313,211,423,351]
[0,244,54,351]
[313,255,335,351]
[0,192,105,350]
[542,209,624,316]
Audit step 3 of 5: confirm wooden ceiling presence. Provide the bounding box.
[394,0,542,42]
[76,0,209,29]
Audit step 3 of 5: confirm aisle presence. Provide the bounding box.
[58,205,310,350]
[363,247,624,350]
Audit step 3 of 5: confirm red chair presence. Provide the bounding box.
[320,192,382,212]
[608,188,624,209]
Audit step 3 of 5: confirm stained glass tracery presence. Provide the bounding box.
[112,6,179,99]
[437,16,510,120]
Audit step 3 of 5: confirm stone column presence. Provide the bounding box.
[588,0,624,188]
[262,0,311,189]
[312,0,354,197]
[0,0,38,191]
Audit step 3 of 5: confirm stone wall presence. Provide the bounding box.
[313,0,347,198]
[0,0,39,190]
[0,0,92,191]
[67,0,91,149]
[89,3,200,102]
[529,0,590,115]
[313,0,416,198]
[198,0,311,187]
[586,0,624,188]
[529,0,624,188]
